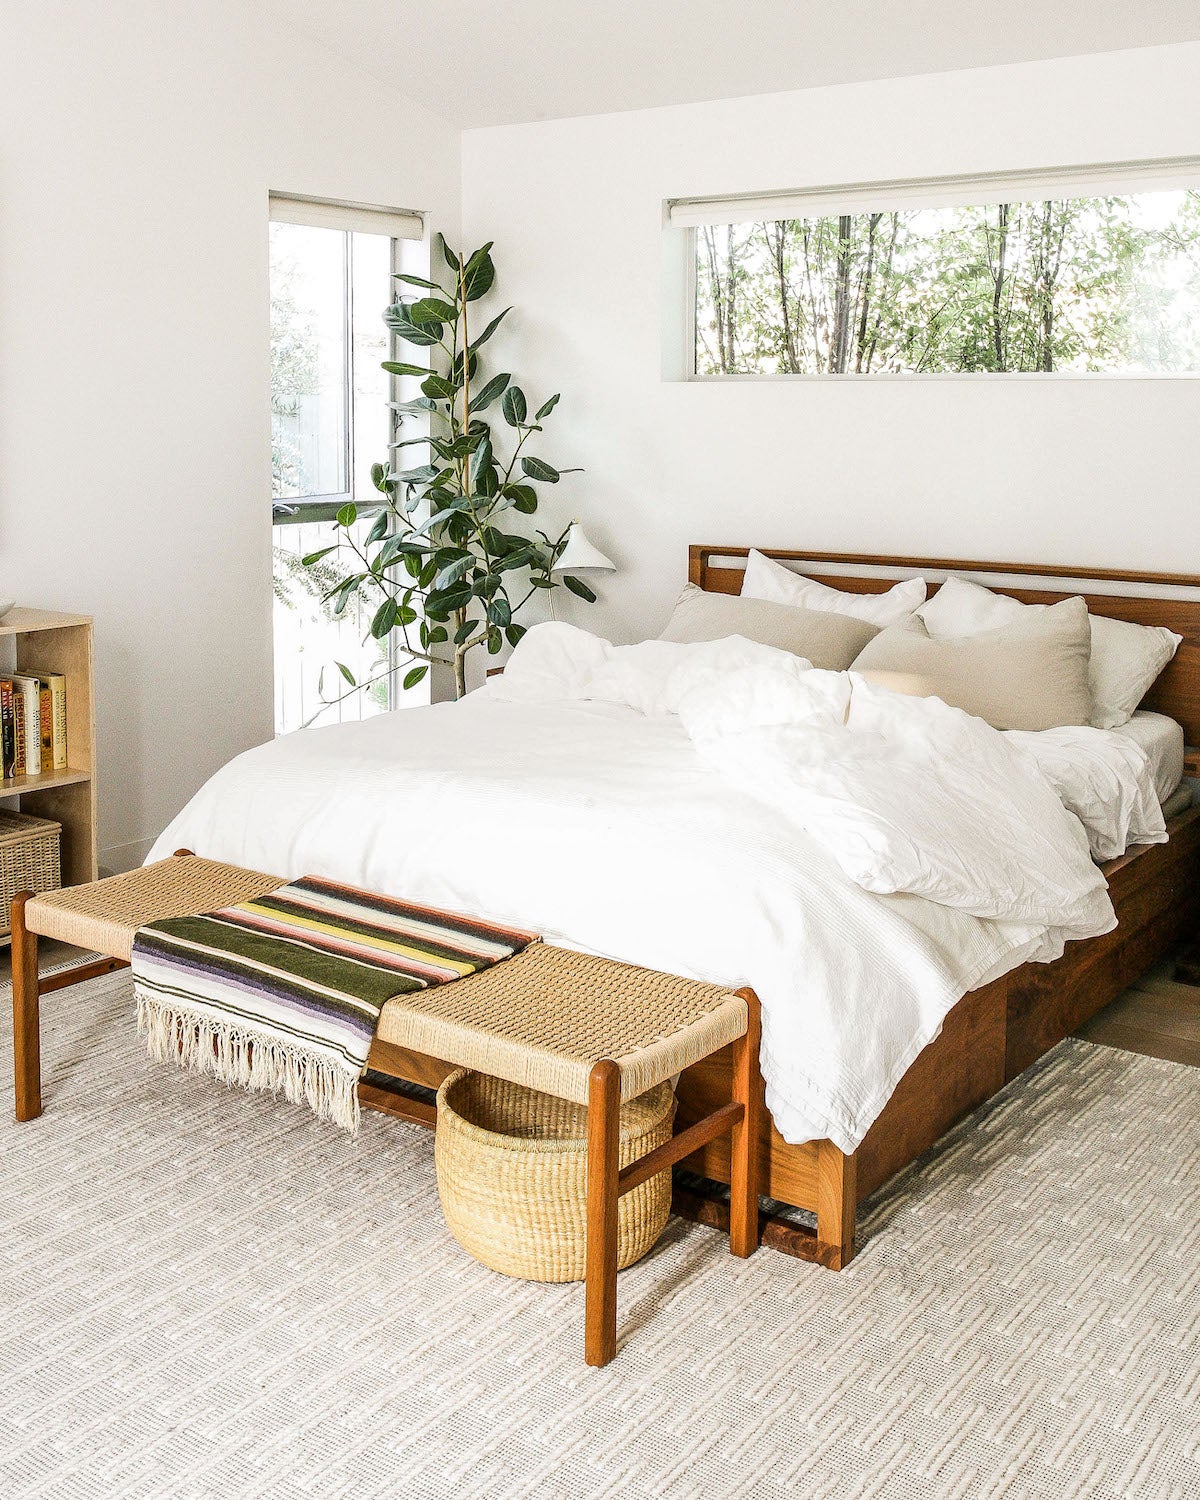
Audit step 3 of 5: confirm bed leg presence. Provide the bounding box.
[11,893,41,1123]
[816,1139,856,1270]
[728,988,762,1257]
[585,1058,621,1368]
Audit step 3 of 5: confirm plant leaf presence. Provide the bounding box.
[403,664,429,691]
[534,393,561,420]
[336,501,358,527]
[439,234,460,272]
[462,243,495,301]
[301,545,337,566]
[393,272,443,291]
[408,296,459,325]
[470,371,510,411]
[336,661,356,686]
[469,307,510,351]
[435,555,473,590]
[501,386,527,426]
[563,574,597,602]
[371,597,398,638]
[381,360,430,378]
[421,373,458,401]
[505,623,527,647]
[384,306,442,346]
[521,456,559,483]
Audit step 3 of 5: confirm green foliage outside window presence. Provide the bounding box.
[695,190,1200,376]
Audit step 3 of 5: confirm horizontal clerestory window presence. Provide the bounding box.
[671,159,1200,376]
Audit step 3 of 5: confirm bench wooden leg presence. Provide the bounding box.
[728,988,762,1258]
[585,1058,621,1368]
[11,892,41,1123]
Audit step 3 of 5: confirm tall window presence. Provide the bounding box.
[269,196,426,734]
[687,182,1200,377]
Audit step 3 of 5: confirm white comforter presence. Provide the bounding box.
[148,626,1149,1151]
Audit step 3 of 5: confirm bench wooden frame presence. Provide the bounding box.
[10,863,762,1369]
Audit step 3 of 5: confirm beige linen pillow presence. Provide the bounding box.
[660,584,880,669]
[919,575,1181,729]
[852,595,1092,731]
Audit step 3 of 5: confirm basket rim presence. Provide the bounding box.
[435,1068,674,1156]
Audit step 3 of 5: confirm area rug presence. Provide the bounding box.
[0,971,1196,1499]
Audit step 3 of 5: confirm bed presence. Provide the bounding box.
[147,546,1200,1269]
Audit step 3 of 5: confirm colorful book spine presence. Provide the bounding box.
[47,674,67,770]
[39,684,53,773]
[11,676,41,777]
[0,678,14,778]
[12,692,25,777]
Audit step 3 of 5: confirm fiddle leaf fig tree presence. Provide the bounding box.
[303,235,595,700]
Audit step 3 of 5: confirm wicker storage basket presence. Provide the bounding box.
[435,1070,675,1283]
[0,810,61,939]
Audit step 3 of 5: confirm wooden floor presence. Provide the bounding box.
[1076,953,1200,1067]
[4,943,1200,1068]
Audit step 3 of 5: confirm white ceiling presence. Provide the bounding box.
[273,0,1200,130]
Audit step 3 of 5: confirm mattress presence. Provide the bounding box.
[1111,710,1186,806]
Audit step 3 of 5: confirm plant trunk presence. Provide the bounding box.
[454,646,467,699]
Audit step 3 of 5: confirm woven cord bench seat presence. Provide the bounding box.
[22,857,285,962]
[376,942,748,1104]
[10,854,761,1368]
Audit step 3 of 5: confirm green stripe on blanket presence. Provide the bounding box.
[131,875,538,1132]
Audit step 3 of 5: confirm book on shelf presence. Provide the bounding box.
[0,679,13,778]
[1,671,68,780]
[11,675,41,777]
[46,674,67,770]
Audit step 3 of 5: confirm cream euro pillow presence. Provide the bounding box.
[741,549,926,627]
[660,584,879,669]
[919,576,1181,730]
[852,596,1093,731]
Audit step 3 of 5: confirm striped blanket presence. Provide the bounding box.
[131,876,537,1132]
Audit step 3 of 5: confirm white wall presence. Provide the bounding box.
[461,44,1200,646]
[0,0,459,870]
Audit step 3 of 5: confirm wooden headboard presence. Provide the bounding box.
[689,545,1200,749]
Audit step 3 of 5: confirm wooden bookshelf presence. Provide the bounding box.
[0,608,97,892]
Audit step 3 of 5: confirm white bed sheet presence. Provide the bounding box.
[1110,710,1185,805]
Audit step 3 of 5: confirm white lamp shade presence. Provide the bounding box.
[553,523,615,573]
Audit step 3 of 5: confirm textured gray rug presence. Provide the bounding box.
[1,971,1197,1499]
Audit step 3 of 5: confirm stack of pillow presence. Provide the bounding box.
[658,548,1181,735]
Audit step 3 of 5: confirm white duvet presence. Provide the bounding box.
[148,625,1160,1151]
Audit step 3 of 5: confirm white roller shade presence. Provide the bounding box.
[668,155,1200,228]
[269,192,424,241]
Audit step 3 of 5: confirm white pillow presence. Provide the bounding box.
[741,549,926,627]
[919,576,1181,730]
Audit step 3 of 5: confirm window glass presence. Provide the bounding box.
[270,221,349,497]
[694,189,1200,375]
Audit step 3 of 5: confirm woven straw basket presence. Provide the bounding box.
[435,1070,675,1283]
[0,811,61,939]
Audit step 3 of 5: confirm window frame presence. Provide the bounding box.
[268,195,424,523]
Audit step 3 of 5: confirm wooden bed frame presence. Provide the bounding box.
[366,545,1200,1271]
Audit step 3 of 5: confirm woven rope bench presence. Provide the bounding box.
[10,853,762,1367]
